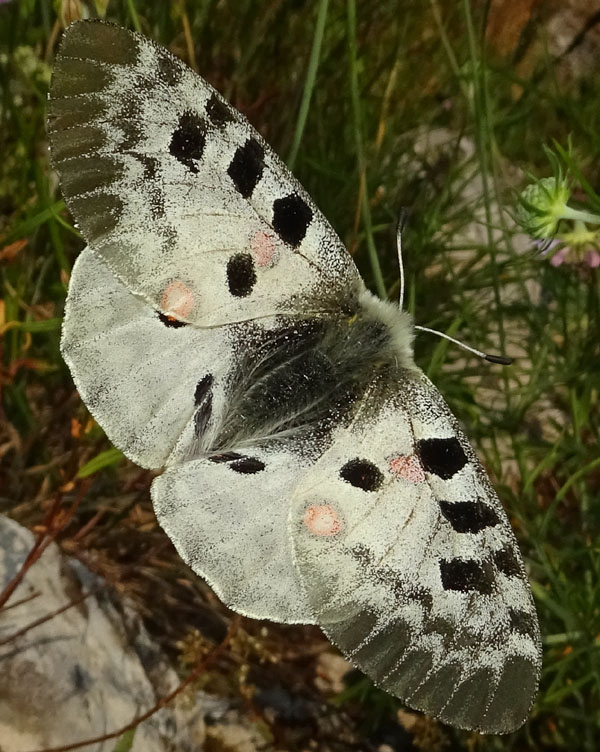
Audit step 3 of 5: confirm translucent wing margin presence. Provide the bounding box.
[289,372,541,733]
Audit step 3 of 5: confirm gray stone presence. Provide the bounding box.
[0,515,207,752]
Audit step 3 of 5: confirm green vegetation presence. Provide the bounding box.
[1,1,599,749]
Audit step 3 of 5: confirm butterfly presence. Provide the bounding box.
[48,20,541,733]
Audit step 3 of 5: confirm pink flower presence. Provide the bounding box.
[534,228,600,268]
[547,245,600,267]
[586,249,600,267]
[549,247,570,266]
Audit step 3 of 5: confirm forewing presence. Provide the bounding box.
[289,371,541,733]
[48,21,360,326]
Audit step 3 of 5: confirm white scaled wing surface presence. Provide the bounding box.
[289,372,541,733]
[62,247,236,469]
[48,21,360,327]
[152,440,323,624]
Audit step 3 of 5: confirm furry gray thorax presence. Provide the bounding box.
[214,287,416,450]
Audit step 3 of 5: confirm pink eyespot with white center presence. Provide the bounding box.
[161,280,194,319]
[303,504,342,537]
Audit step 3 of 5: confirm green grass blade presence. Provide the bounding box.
[77,447,125,478]
[287,0,329,171]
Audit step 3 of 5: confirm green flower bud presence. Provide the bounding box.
[517,177,571,239]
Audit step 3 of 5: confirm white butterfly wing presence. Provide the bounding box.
[289,371,541,733]
[62,247,235,468]
[151,443,322,623]
[64,247,322,621]
[48,21,360,328]
[52,20,362,468]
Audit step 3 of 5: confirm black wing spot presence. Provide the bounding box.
[439,499,500,533]
[194,374,214,436]
[158,312,187,328]
[206,93,235,127]
[417,437,468,479]
[227,253,257,297]
[509,608,536,636]
[272,193,313,247]
[230,457,265,474]
[169,111,207,173]
[493,546,521,577]
[207,452,265,473]
[227,138,265,198]
[439,558,495,594]
[194,373,214,405]
[339,458,384,492]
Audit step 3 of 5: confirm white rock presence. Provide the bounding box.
[0,515,206,752]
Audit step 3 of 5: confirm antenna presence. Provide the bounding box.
[414,325,513,365]
[396,211,512,366]
[396,210,408,311]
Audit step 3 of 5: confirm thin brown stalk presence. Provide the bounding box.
[0,481,89,610]
[0,590,41,612]
[0,588,100,646]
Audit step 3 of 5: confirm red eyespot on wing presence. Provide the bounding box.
[161,280,194,318]
[389,454,425,483]
[251,230,280,268]
[303,504,342,537]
